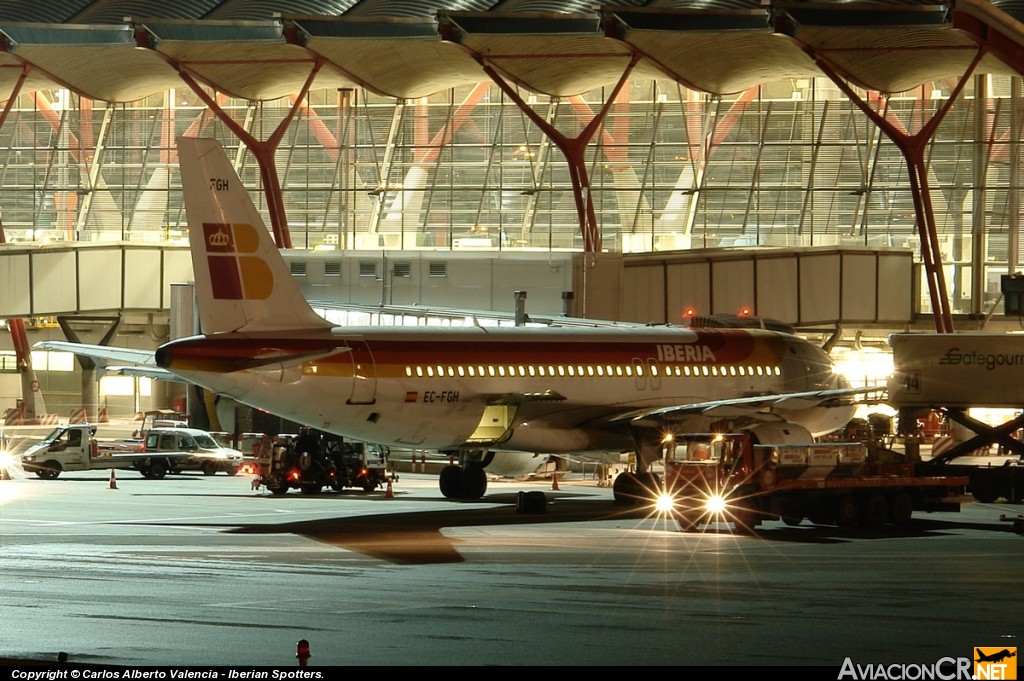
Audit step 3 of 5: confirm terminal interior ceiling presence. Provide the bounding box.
[4,0,1024,417]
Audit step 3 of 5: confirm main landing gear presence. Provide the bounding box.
[612,470,662,505]
[438,450,492,499]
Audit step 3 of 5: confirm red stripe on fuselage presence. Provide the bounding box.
[158,328,786,375]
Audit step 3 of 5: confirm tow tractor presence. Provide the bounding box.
[254,428,396,495]
[658,432,968,532]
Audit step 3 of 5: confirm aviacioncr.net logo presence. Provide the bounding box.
[838,657,972,680]
[975,648,1017,680]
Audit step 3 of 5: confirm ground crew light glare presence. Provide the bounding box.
[705,493,727,514]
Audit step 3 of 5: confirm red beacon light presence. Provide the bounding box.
[681,306,697,319]
[296,638,311,666]
[738,306,753,317]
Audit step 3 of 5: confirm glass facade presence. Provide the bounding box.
[1,74,1022,316]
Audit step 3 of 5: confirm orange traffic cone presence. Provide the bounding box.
[385,478,395,499]
[108,469,118,490]
[551,474,559,491]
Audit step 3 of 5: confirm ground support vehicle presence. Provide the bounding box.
[143,427,243,475]
[661,433,969,532]
[21,424,188,479]
[889,333,1024,503]
[254,429,396,495]
[324,439,395,492]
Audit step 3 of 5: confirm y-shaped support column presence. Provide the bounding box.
[814,49,986,333]
[175,59,324,248]
[476,55,639,256]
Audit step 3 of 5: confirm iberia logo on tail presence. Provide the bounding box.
[203,222,274,300]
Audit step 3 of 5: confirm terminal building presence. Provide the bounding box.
[2,0,1024,426]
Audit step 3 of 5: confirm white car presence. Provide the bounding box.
[144,427,243,476]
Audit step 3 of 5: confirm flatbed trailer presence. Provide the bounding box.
[660,434,968,531]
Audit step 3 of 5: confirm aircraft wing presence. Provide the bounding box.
[615,386,882,428]
[102,365,178,380]
[34,341,158,369]
[35,340,347,376]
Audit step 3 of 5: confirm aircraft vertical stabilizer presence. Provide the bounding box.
[176,136,332,334]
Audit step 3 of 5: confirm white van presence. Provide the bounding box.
[144,427,243,476]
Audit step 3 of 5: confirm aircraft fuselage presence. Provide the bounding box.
[156,324,851,453]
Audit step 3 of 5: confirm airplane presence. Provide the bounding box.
[39,136,867,501]
[976,649,1016,663]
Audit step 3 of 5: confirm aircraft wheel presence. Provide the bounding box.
[890,492,913,525]
[362,479,377,493]
[613,471,658,505]
[269,484,289,496]
[439,465,462,499]
[300,484,322,495]
[460,464,487,499]
[612,471,637,503]
[635,472,661,501]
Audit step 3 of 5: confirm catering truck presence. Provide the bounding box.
[21,423,187,479]
[660,432,968,532]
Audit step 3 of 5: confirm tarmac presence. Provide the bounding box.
[0,464,1021,668]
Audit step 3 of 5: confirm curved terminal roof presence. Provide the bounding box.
[0,1,1022,102]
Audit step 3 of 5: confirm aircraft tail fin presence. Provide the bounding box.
[176,136,332,334]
